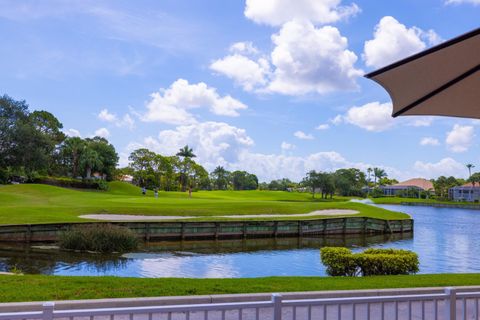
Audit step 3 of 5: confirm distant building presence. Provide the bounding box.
[119,174,134,183]
[449,183,480,202]
[381,178,434,197]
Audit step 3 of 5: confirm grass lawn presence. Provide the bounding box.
[371,197,476,205]
[0,182,409,225]
[1,274,480,302]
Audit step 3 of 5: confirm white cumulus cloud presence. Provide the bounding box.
[420,137,440,146]
[98,109,135,130]
[363,16,442,68]
[294,131,314,140]
[142,79,247,125]
[316,124,330,130]
[211,21,362,96]
[413,158,466,179]
[64,128,82,137]
[210,54,270,91]
[128,122,254,169]
[281,141,296,151]
[94,127,110,138]
[446,124,474,153]
[244,0,360,26]
[268,21,363,95]
[342,102,394,132]
[123,119,406,182]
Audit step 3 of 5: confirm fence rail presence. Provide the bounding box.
[0,287,476,320]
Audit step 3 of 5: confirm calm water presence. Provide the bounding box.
[1,204,480,278]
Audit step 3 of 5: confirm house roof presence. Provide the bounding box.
[455,182,480,188]
[391,178,434,191]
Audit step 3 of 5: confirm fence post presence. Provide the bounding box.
[42,302,54,320]
[445,287,457,320]
[272,293,283,320]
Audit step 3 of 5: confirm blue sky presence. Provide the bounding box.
[1,0,479,182]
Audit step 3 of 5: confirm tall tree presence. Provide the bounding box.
[211,166,231,190]
[467,164,475,178]
[176,145,196,191]
[59,137,86,177]
[129,148,156,187]
[86,137,118,180]
[373,167,386,187]
[79,148,101,179]
[231,170,258,190]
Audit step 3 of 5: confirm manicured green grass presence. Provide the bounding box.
[0,183,409,225]
[1,274,480,302]
[372,197,475,205]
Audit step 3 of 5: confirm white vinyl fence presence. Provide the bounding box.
[0,287,478,320]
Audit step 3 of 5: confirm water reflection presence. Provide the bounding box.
[5,205,480,277]
[0,232,411,278]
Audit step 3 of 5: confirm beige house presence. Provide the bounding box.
[381,178,434,197]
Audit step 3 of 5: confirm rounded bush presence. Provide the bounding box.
[320,247,419,277]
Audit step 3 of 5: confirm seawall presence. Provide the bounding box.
[0,217,413,243]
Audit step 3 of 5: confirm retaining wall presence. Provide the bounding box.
[0,217,413,243]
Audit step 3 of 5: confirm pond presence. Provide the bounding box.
[1,204,479,277]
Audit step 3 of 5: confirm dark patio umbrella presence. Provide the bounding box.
[365,27,480,119]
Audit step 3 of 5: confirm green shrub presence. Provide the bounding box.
[370,187,385,198]
[320,247,358,276]
[59,224,138,253]
[320,247,419,277]
[357,249,419,276]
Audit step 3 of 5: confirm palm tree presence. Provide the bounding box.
[79,148,102,179]
[466,163,475,178]
[211,166,230,190]
[176,145,196,191]
[373,167,386,187]
[176,145,196,159]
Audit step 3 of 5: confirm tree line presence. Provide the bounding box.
[0,95,118,183]
[121,147,258,191]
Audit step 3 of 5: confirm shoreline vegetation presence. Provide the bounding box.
[2,274,480,302]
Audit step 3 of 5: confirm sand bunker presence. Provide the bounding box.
[80,209,358,221]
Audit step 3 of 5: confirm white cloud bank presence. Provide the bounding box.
[413,158,467,179]
[211,20,362,95]
[122,120,410,182]
[446,124,474,153]
[363,16,442,68]
[244,0,360,26]
[142,79,247,125]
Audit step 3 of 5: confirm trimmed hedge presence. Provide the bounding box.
[59,224,138,253]
[320,247,419,277]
